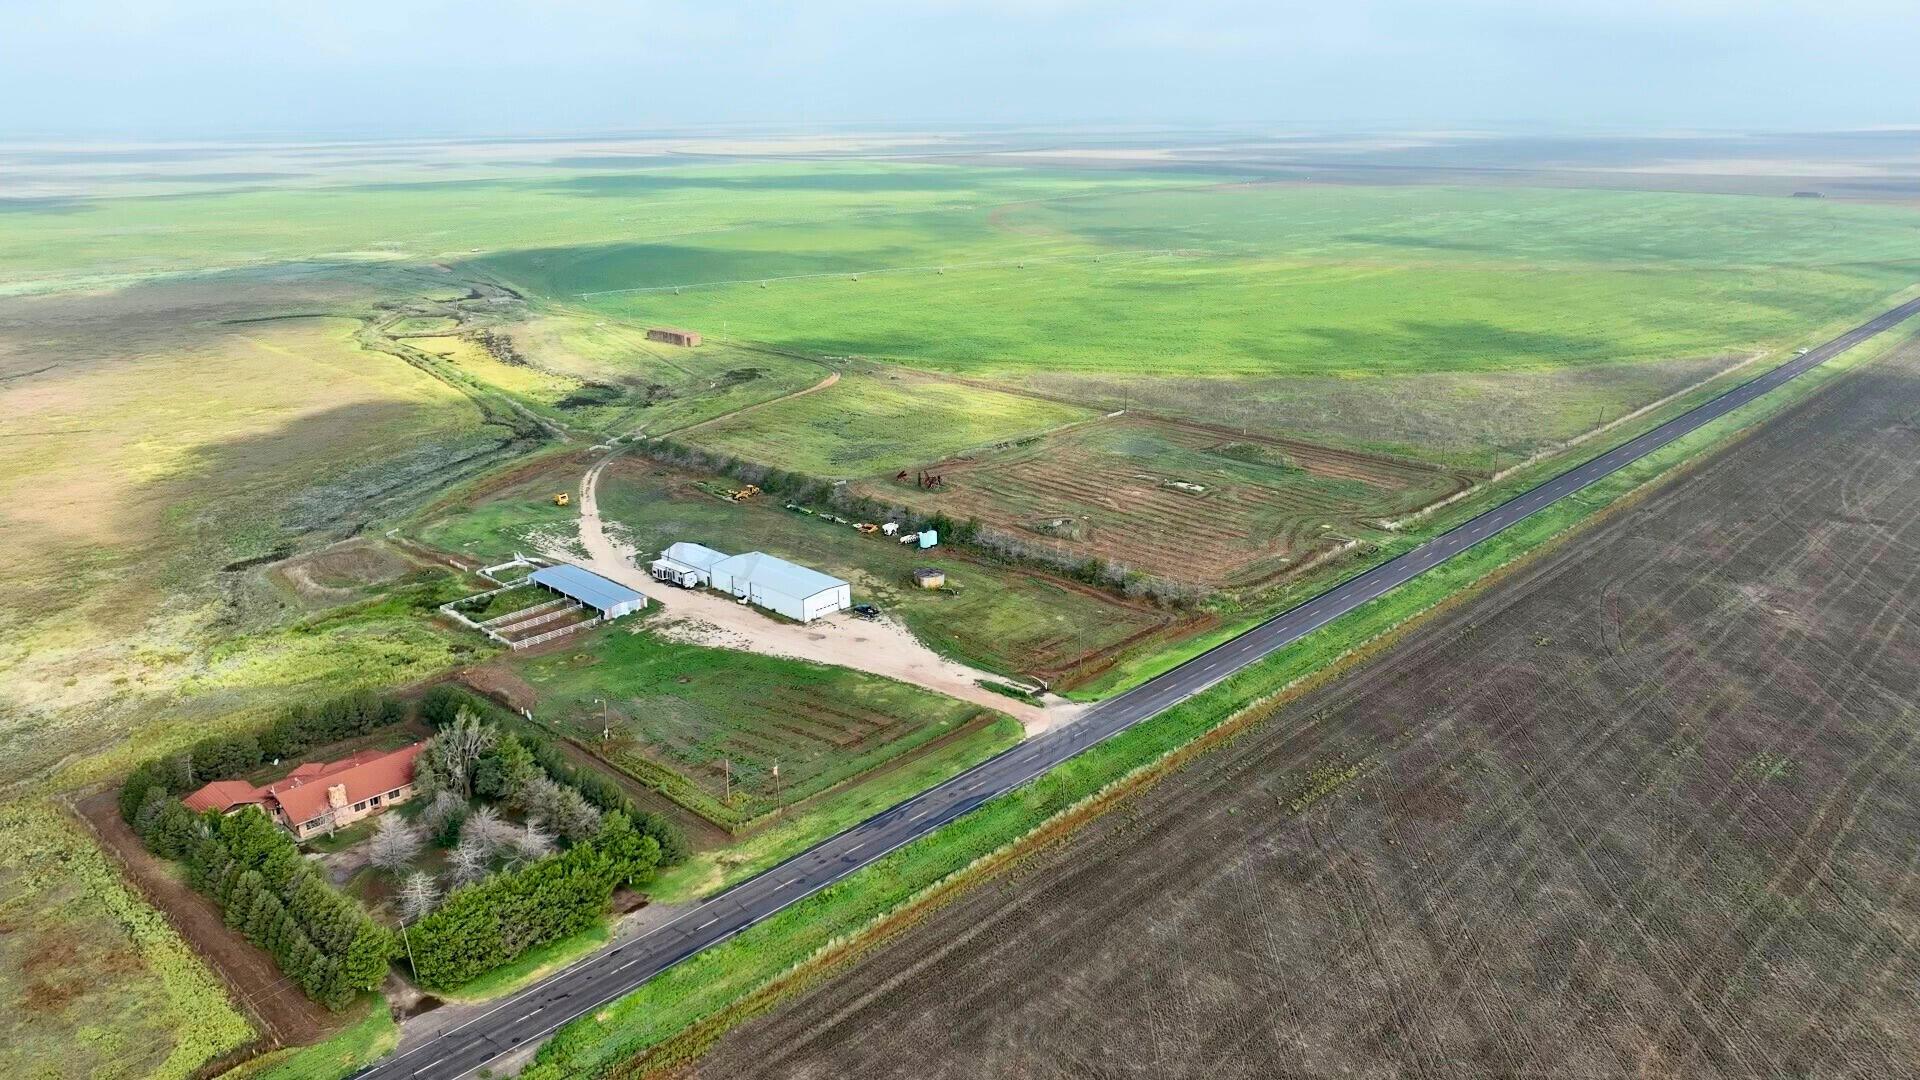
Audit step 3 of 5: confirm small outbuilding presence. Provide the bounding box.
[709,551,851,623]
[651,541,730,587]
[528,563,648,620]
[646,327,702,347]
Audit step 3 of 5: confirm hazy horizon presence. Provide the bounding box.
[4,1,1917,139]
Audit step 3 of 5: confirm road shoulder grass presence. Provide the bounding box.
[216,1000,396,1080]
[516,315,1918,1079]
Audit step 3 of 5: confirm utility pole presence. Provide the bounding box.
[722,756,732,806]
[772,760,783,817]
[400,916,420,984]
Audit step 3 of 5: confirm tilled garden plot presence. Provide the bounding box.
[689,340,1920,1078]
[877,415,1471,587]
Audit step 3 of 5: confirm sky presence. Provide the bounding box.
[2,0,1916,137]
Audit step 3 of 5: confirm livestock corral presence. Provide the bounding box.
[872,415,1472,587]
[688,335,1920,1078]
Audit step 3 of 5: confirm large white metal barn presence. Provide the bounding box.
[651,542,850,622]
[711,551,851,622]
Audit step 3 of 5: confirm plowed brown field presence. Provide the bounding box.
[687,336,1920,1079]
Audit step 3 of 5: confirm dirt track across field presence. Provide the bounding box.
[688,337,1920,1078]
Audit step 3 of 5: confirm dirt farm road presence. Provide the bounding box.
[554,453,1064,732]
[358,297,1920,1080]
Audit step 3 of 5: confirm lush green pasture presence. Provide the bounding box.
[585,253,1913,380]
[0,163,1184,292]
[680,368,1096,476]
[499,314,833,435]
[592,459,1170,682]
[524,182,1920,403]
[511,623,994,826]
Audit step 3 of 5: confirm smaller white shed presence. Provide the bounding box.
[709,551,851,623]
[651,542,730,587]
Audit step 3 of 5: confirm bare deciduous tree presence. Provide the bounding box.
[448,835,491,886]
[420,707,498,798]
[368,815,424,876]
[398,871,440,921]
[463,804,515,858]
[514,822,556,864]
[421,791,464,834]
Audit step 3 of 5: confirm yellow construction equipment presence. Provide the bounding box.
[728,484,762,502]
[855,523,879,534]
[552,493,571,507]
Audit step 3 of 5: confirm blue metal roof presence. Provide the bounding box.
[528,563,646,613]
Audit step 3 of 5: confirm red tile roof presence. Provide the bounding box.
[179,743,423,827]
[182,779,268,814]
[271,743,424,827]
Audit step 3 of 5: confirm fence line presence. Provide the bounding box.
[510,615,603,650]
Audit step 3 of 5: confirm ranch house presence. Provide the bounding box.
[182,743,425,840]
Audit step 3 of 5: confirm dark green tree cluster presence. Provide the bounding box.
[118,691,408,824]
[406,812,660,989]
[185,807,395,1009]
[128,784,201,858]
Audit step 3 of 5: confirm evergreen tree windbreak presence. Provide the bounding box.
[186,807,397,1009]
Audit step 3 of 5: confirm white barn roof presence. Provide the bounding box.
[713,551,847,599]
[664,542,731,571]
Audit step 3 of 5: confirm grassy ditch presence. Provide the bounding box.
[216,1000,396,1080]
[516,316,1916,1079]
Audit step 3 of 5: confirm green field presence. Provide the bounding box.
[680,368,1096,476]
[477,180,1920,472]
[511,621,999,827]
[541,183,1920,383]
[0,163,1181,294]
[7,142,1920,1079]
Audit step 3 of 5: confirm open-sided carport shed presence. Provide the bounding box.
[527,563,647,620]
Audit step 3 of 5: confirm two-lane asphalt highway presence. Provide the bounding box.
[359,297,1920,1080]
